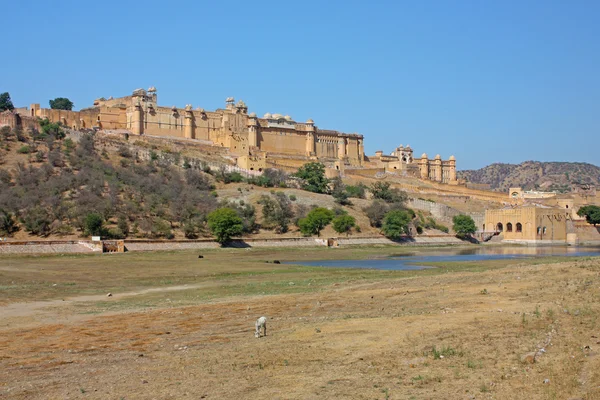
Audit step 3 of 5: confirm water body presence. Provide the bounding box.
[288,246,600,271]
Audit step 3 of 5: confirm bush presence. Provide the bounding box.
[106,227,125,239]
[294,162,329,193]
[0,209,19,236]
[381,210,412,239]
[0,169,11,184]
[84,213,104,236]
[331,177,351,205]
[298,207,334,236]
[332,214,356,236]
[21,206,52,236]
[207,207,244,244]
[363,200,389,228]
[118,145,132,158]
[0,126,11,141]
[39,118,65,140]
[346,183,367,199]
[369,182,408,204]
[117,215,129,237]
[17,146,31,154]
[289,194,296,201]
[452,214,476,237]
[258,192,294,233]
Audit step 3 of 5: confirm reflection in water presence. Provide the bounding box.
[289,246,600,271]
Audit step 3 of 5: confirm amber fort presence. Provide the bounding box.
[6,87,458,183]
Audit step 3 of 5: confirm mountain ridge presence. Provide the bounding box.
[458,161,600,192]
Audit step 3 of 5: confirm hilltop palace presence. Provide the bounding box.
[9,87,457,184]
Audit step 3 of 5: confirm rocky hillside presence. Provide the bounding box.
[458,161,600,192]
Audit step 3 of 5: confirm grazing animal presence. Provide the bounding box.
[255,316,267,338]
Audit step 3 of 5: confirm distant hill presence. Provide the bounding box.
[457,161,600,192]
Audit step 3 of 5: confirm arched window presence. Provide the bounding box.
[506,223,513,232]
[496,223,503,232]
[543,227,547,234]
[537,226,541,234]
[516,223,522,232]
[566,205,569,208]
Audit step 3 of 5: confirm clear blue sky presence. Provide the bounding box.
[2,0,598,170]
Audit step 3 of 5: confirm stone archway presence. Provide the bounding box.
[496,222,503,232]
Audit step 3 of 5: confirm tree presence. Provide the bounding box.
[207,207,244,244]
[84,212,104,236]
[0,92,14,112]
[0,209,19,236]
[49,97,74,111]
[258,192,294,233]
[577,205,600,226]
[346,183,367,199]
[332,214,356,236]
[330,177,351,205]
[294,162,329,193]
[369,181,408,204]
[298,207,334,236]
[21,206,52,236]
[381,210,412,239]
[363,200,389,228]
[452,214,477,237]
[39,118,65,140]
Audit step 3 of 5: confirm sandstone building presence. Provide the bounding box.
[9,87,457,182]
[484,206,571,244]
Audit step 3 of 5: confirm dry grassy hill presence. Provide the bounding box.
[0,126,455,240]
[458,161,600,192]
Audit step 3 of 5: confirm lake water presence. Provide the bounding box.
[288,246,600,271]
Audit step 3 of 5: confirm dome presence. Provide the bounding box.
[284,115,292,121]
[272,113,283,119]
[435,154,441,160]
[148,86,157,92]
[263,113,272,119]
[306,118,314,124]
[397,144,404,149]
[249,112,257,118]
[449,155,455,161]
[421,153,428,159]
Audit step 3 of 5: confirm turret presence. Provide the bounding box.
[305,119,315,156]
[131,99,143,135]
[248,112,258,147]
[184,104,194,139]
[448,155,456,182]
[433,154,442,182]
[419,153,429,179]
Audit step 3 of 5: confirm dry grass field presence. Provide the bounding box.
[1,246,599,399]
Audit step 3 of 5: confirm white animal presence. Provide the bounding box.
[255,316,267,338]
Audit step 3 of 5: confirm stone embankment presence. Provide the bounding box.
[0,235,465,254]
[0,241,101,254]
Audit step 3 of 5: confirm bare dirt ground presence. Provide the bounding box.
[1,249,599,400]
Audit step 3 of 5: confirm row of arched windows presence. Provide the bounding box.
[494,222,522,233]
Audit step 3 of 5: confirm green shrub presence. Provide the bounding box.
[17,145,31,154]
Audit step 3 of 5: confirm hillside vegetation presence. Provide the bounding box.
[458,161,600,192]
[0,124,451,240]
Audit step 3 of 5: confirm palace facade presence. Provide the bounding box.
[12,87,456,182]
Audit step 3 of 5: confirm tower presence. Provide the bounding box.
[248,113,258,148]
[305,119,315,156]
[184,104,194,139]
[419,153,429,180]
[337,137,346,160]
